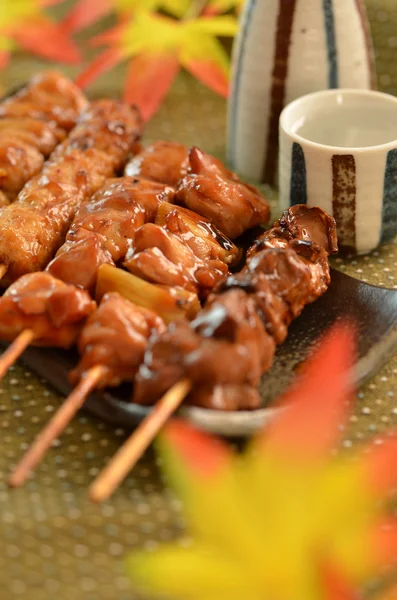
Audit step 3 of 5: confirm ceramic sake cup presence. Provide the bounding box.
[279,89,397,254]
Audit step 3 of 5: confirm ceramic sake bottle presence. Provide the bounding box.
[227,0,376,185]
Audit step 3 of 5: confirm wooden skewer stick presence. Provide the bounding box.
[89,378,192,503]
[0,264,8,281]
[0,329,35,381]
[9,364,108,488]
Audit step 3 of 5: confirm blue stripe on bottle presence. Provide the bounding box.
[290,143,307,206]
[322,0,339,88]
[381,149,397,243]
[227,0,257,169]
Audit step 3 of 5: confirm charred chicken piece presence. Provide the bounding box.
[0,100,143,285]
[124,223,229,297]
[134,288,275,407]
[247,204,338,259]
[176,147,270,238]
[70,292,165,388]
[133,205,337,410]
[125,141,189,186]
[46,177,174,293]
[0,272,95,347]
[0,71,88,130]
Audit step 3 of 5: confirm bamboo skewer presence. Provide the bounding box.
[0,329,35,381]
[9,364,108,488]
[89,379,192,503]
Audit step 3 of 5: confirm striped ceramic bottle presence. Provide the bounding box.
[227,0,376,184]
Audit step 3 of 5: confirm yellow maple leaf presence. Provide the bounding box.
[63,0,191,32]
[77,10,239,119]
[127,326,397,599]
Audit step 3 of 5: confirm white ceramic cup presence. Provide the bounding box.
[279,89,397,254]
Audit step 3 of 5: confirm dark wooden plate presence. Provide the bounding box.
[6,268,397,437]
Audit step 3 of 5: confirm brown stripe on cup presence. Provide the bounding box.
[332,155,356,253]
[262,0,298,185]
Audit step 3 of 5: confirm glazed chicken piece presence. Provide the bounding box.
[247,204,338,259]
[125,141,189,186]
[0,72,86,203]
[47,177,174,293]
[155,201,241,266]
[133,288,275,407]
[0,272,95,347]
[124,223,229,297]
[0,118,65,156]
[124,198,240,298]
[133,205,337,410]
[0,100,143,285]
[0,138,44,202]
[176,147,270,238]
[0,120,66,202]
[0,71,88,130]
[70,292,165,388]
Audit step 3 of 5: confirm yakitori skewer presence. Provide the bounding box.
[0,172,169,380]
[0,98,143,372]
[8,199,243,484]
[0,144,248,380]
[89,205,338,501]
[0,98,142,286]
[12,204,337,494]
[0,71,87,205]
[9,292,167,486]
[8,144,269,485]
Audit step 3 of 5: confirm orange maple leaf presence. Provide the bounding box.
[128,324,397,599]
[76,10,237,121]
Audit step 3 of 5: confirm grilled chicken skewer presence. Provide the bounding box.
[7,141,269,485]
[46,177,176,293]
[0,174,171,379]
[0,98,142,286]
[0,71,87,206]
[10,205,336,494]
[90,205,338,501]
[133,205,338,410]
[0,144,244,380]
[7,176,261,484]
[9,292,166,487]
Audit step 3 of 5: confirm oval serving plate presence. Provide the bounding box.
[8,268,397,437]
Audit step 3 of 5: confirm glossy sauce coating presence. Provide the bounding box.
[124,222,229,298]
[70,292,165,387]
[0,100,143,285]
[0,71,87,130]
[46,177,174,293]
[176,147,270,238]
[133,205,337,410]
[0,72,87,203]
[0,272,95,347]
[125,141,189,186]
